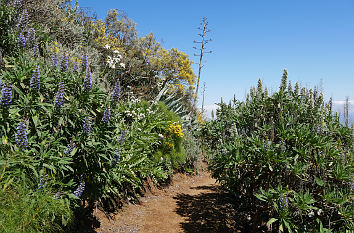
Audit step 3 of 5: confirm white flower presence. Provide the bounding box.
[104,44,110,49]
[120,63,125,69]
[137,128,142,132]
[113,57,120,63]
[158,134,163,138]
[308,211,314,217]
[113,50,120,54]
[317,209,323,216]
[139,113,145,120]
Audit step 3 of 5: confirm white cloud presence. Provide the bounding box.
[198,104,219,119]
[332,100,354,105]
[332,100,354,114]
[198,100,354,122]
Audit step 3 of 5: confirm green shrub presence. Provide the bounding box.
[181,129,202,173]
[203,71,353,232]
[0,0,19,57]
[0,176,72,232]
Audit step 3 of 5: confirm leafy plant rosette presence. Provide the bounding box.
[202,71,353,232]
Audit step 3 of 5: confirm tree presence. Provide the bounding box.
[192,17,211,116]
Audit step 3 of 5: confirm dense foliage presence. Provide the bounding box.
[203,71,353,232]
[0,0,202,231]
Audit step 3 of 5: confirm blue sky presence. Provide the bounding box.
[77,0,354,117]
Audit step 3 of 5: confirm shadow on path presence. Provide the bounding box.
[174,185,240,233]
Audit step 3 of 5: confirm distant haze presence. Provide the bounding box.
[201,100,354,127]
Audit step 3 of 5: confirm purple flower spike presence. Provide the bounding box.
[280,194,289,209]
[101,106,111,123]
[0,80,12,108]
[73,180,85,198]
[52,54,58,68]
[83,115,91,134]
[61,53,68,71]
[118,129,126,144]
[13,0,22,9]
[113,146,121,166]
[111,80,121,105]
[81,54,88,71]
[55,82,65,109]
[27,28,36,46]
[266,140,271,150]
[30,65,40,90]
[64,140,75,155]
[38,174,48,191]
[16,9,28,28]
[22,9,28,26]
[33,44,39,57]
[83,70,91,92]
[18,33,26,48]
[73,61,79,71]
[15,119,28,150]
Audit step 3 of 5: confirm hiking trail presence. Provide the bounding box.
[94,164,238,233]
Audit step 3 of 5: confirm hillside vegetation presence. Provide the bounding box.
[0,0,202,231]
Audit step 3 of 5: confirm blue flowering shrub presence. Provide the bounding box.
[202,71,353,232]
[0,1,200,231]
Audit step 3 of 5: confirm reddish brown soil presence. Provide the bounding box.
[93,165,240,233]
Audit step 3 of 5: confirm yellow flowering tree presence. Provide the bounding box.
[88,9,196,110]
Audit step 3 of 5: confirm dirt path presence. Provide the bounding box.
[94,166,239,233]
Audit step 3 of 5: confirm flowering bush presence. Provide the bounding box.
[202,71,353,232]
[0,1,200,231]
[168,122,184,138]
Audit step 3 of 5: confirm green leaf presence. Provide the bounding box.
[269,164,273,171]
[266,218,278,227]
[315,177,324,187]
[283,220,292,233]
[32,115,39,128]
